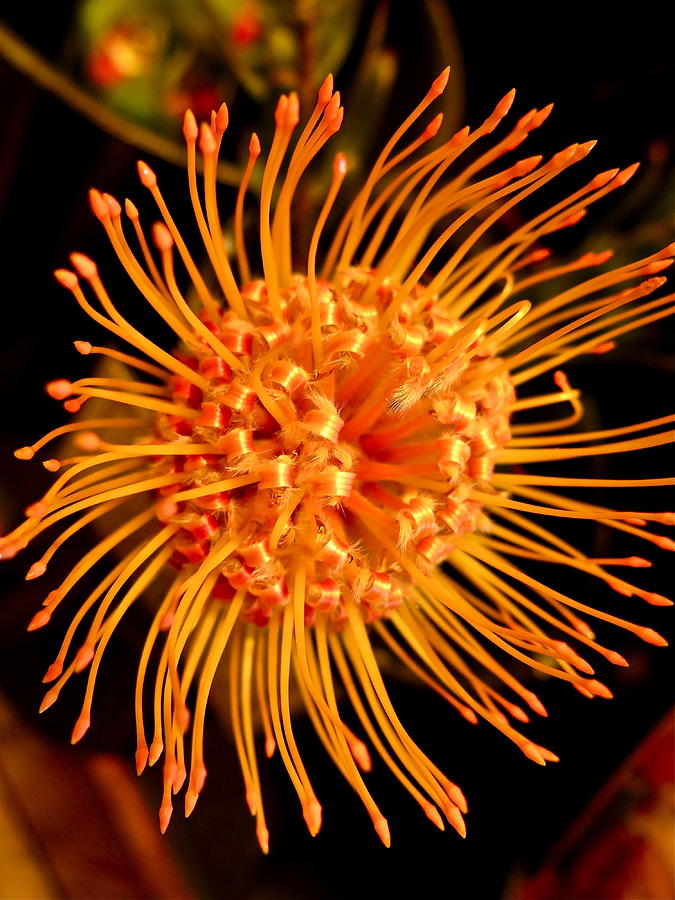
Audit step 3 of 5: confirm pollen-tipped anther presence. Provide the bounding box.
[25,502,48,519]
[350,738,372,772]
[182,109,198,144]
[586,680,613,699]
[303,799,323,836]
[88,188,109,220]
[634,627,668,647]
[70,253,98,280]
[75,431,101,451]
[318,73,334,105]
[424,804,445,830]
[137,160,158,188]
[148,740,163,767]
[159,803,173,834]
[134,745,148,775]
[42,661,63,683]
[424,112,444,139]
[215,102,229,135]
[39,687,60,713]
[71,715,91,744]
[256,822,270,855]
[374,816,391,848]
[445,804,467,838]
[175,703,191,733]
[429,66,450,97]
[103,193,122,218]
[74,643,95,672]
[26,561,47,581]
[46,379,73,400]
[152,222,174,252]
[27,608,50,630]
[521,742,547,765]
[184,790,199,818]
[604,650,629,667]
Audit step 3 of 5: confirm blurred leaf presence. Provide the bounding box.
[77,0,146,41]
[200,0,366,102]
[74,0,366,127]
[0,21,243,183]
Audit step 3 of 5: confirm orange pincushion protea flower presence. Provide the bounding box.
[1,67,673,852]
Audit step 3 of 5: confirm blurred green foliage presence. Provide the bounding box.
[75,0,366,127]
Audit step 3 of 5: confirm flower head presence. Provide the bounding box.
[1,67,673,851]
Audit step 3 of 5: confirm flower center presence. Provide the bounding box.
[157,268,514,626]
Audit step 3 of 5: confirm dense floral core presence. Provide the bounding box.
[159,272,513,626]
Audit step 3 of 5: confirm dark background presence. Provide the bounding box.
[0,3,673,898]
